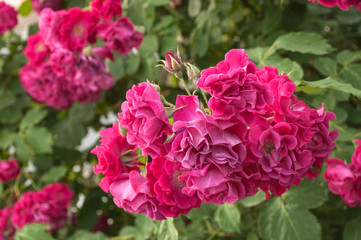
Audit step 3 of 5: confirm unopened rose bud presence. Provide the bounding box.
[158,50,182,75]
[185,62,200,84]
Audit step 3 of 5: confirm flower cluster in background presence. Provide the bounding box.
[21,0,143,109]
[0,182,73,239]
[0,2,18,34]
[30,0,64,13]
[91,48,338,220]
[309,0,361,10]
[325,140,361,206]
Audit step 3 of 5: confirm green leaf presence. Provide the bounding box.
[18,0,33,17]
[247,47,276,64]
[53,120,86,148]
[155,218,178,240]
[264,57,304,85]
[134,214,155,240]
[153,16,174,32]
[258,197,281,240]
[146,0,170,6]
[67,230,108,240]
[274,32,334,55]
[271,203,321,240]
[0,130,17,149]
[139,35,159,56]
[343,218,361,240]
[194,28,209,57]
[314,57,337,77]
[20,107,48,131]
[15,224,55,240]
[15,135,32,162]
[188,0,202,17]
[108,53,125,80]
[342,64,361,90]
[186,202,217,220]
[302,77,361,98]
[0,92,15,110]
[126,53,141,76]
[337,8,361,25]
[281,178,328,209]
[336,50,361,66]
[25,127,52,154]
[40,166,67,183]
[0,108,22,123]
[69,103,95,124]
[239,190,266,208]
[214,203,241,233]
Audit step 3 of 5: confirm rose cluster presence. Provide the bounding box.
[0,183,73,239]
[309,0,361,11]
[0,2,17,34]
[21,0,143,109]
[91,49,338,220]
[324,140,361,207]
[0,159,20,184]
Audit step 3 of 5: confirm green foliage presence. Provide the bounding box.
[215,203,241,233]
[15,224,55,240]
[343,218,361,240]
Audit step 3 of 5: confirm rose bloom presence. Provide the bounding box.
[0,207,15,240]
[118,82,172,158]
[12,183,73,231]
[350,139,361,173]
[91,0,122,20]
[31,0,64,13]
[0,2,17,34]
[324,158,361,207]
[0,159,20,184]
[97,17,143,55]
[24,33,50,66]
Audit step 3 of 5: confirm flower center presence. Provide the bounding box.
[72,24,85,36]
[263,140,275,154]
[173,170,186,188]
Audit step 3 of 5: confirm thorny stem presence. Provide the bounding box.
[263,43,276,62]
[200,89,209,106]
[206,228,221,240]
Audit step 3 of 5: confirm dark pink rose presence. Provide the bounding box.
[0,207,15,240]
[20,62,73,109]
[31,0,64,13]
[309,0,361,10]
[91,0,122,20]
[12,183,73,231]
[49,48,77,77]
[146,156,201,218]
[167,95,247,172]
[110,170,165,220]
[249,122,313,196]
[39,8,98,52]
[180,163,256,204]
[197,49,273,125]
[97,17,143,55]
[350,139,361,173]
[24,33,50,66]
[0,2,17,34]
[0,159,20,184]
[324,158,361,207]
[119,82,172,158]
[91,122,138,192]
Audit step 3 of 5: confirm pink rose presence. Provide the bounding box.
[24,33,50,66]
[119,82,172,158]
[0,2,17,34]
[146,156,201,218]
[324,158,361,207]
[180,163,256,204]
[91,123,138,192]
[110,171,165,220]
[49,48,77,77]
[97,17,143,55]
[197,49,273,125]
[91,0,122,20]
[0,159,20,184]
[39,8,98,52]
[0,207,15,240]
[167,95,247,172]
[12,183,73,231]
[350,140,361,173]
[31,0,64,13]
